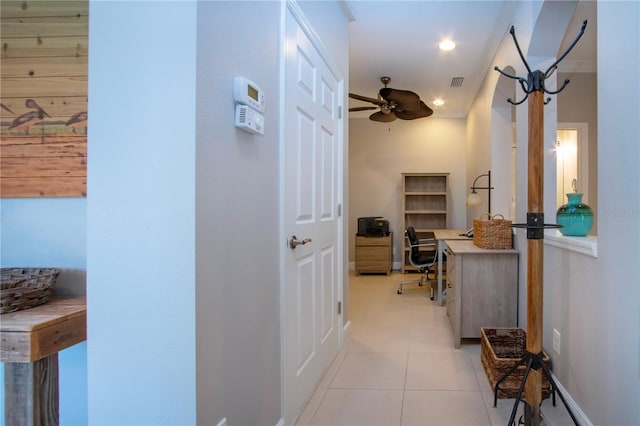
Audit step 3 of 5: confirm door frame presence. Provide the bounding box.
[279,1,345,423]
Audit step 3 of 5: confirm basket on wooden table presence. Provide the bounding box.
[480,327,552,400]
[473,213,513,249]
[1,268,60,314]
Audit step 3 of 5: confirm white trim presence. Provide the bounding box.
[278,1,287,423]
[337,0,355,22]
[286,1,342,82]
[276,419,285,426]
[544,230,598,258]
[342,319,352,349]
[546,371,594,426]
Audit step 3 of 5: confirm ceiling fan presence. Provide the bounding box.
[349,76,433,122]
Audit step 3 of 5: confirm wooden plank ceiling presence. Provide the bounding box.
[1,0,88,198]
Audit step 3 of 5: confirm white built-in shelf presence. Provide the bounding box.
[543,229,598,257]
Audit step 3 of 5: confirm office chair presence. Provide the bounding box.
[397,227,438,299]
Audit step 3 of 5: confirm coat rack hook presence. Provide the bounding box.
[509,26,533,77]
[507,95,529,106]
[544,20,588,76]
[545,79,571,95]
[494,65,527,85]
[495,19,588,103]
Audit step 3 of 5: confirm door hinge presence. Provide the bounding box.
[337,203,342,217]
[338,106,342,119]
[337,301,342,315]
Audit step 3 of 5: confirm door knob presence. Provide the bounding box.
[289,235,312,249]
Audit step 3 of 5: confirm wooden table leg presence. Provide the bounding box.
[437,239,444,306]
[4,353,59,426]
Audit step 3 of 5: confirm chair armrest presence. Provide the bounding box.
[418,238,435,245]
[410,240,436,249]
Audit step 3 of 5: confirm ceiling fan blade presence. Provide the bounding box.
[369,111,397,122]
[394,101,434,120]
[349,106,378,112]
[379,88,420,111]
[349,93,385,106]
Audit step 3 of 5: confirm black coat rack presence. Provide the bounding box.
[493,20,587,426]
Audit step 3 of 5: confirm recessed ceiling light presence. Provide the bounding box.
[439,39,456,51]
[433,99,445,106]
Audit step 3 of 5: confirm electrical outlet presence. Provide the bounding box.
[553,328,561,355]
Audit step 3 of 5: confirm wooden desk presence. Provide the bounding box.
[1,296,86,426]
[432,229,471,305]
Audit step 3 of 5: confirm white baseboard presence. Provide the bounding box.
[342,319,352,348]
[547,372,593,426]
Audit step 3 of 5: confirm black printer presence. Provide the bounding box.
[357,217,390,237]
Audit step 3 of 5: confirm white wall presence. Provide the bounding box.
[0,198,88,426]
[195,1,281,424]
[349,117,467,265]
[580,1,640,423]
[87,2,197,424]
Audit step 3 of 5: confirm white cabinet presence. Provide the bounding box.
[445,240,518,348]
[401,173,449,273]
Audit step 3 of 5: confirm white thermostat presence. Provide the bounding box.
[233,76,265,113]
[235,104,264,135]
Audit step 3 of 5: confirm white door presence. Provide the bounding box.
[282,3,343,423]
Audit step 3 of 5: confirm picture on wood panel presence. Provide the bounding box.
[1,0,88,198]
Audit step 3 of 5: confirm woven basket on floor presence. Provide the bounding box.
[1,268,60,314]
[480,327,552,400]
[473,213,513,249]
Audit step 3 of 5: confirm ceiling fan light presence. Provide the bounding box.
[439,39,456,51]
[349,76,432,122]
[433,99,445,106]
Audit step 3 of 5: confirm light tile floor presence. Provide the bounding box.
[295,272,576,426]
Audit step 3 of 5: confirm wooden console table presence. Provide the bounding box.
[1,296,86,426]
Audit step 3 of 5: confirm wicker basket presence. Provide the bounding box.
[480,327,552,399]
[473,213,513,249]
[1,268,60,314]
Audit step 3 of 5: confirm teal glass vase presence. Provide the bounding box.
[556,193,593,236]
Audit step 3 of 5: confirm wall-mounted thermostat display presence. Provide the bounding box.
[233,76,265,113]
[235,104,264,135]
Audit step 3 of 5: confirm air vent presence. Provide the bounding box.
[238,105,247,123]
[450,77,464,87]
